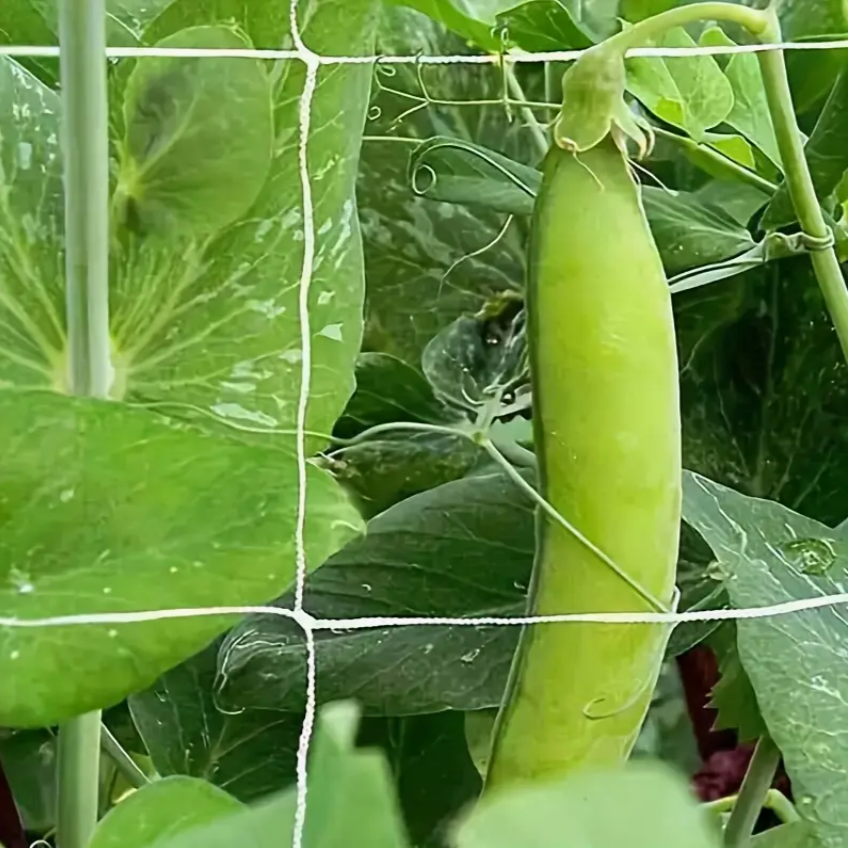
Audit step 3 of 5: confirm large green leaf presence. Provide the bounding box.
[626,27,734,143]
[360,6,527,365]
[493,0,609,51]
[107,2,379,442]
[89,776,243,848]
[129,640,302,802]
[115,26,274,238]
[0,392,362,727]
[453,762,721,848]
[216,469,533,715]
[683,473,848,848]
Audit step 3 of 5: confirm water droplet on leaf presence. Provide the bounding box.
[779,538,836,575]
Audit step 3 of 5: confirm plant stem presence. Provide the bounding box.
[100,725,149,791]
[56,0,112,847]
[705,789,800,825]
[606,2,768,52]
[755,9,848,363]
[722,735,782,847]
[504,68,549,160]
[60,0,112,399]
[653,127,777,195]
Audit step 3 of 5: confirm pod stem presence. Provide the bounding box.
[722,734,782,847]
[606,2,769,52]
[754,9,848,364]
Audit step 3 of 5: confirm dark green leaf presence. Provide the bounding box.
[361,712,482,848]
[0,392,362,727]
[705,622,766,742]
[334,353,454,440]
[217,467,719,717]
[453,762,721,848]
[682,473,848,847]
[763,67,848,229]
[0,728,55,832]
[216,470,534,715]
[129,641,302,802]
[421,299,528,415]
[116,25,273,237]
[0,2,58,86]
[327,432,482,519]
[779,1,848,113]
[676,259,848,527]
[89,776,243,848]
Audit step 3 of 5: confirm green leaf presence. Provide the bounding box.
[334,352,453,440]
[107,0,378,443]
[620,0,676,21]
[452,762,721,848]
[0,728,56,831]
[116,25,274,238]
[89,776,243,848]
[383,0,512,49]
[626,26,734,143]
[129,640,302,802]
[0,392,362,727]
[216,469,534,715]
[0,1,58,86]
[421,300,527,415]
[360,6,526,364]
[676,258,848,527]
[752,822,821,848]
[681,473,848,847]
[361,712,482,848]
[493,0,604,52]
[779,0,848,113]
[327,431,481,519]
[216,467,712,717]
[113,702,411,848]
[0,57,65,392]
[763,66,848,229]
[705,621,767,742]
[699,27,781,168]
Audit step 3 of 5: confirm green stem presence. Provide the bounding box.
[504,68,549,160]
[755,9,848,363]
[705,789,800,826]
[100,724,149,791]
[56,1,111,847]
[607,1,768,52]
[653,127,777,195]
[57,716,102,848]
[722,735,782,847]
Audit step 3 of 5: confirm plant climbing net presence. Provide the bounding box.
[3,1,848,845]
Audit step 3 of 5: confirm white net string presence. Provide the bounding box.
[2,8,848,847]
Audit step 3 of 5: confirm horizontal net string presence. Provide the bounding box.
[2,38,848,62]
[3,592,848,631]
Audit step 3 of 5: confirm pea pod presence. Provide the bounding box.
[485,136,682,790]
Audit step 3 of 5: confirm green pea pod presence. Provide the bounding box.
[485,137,682,790]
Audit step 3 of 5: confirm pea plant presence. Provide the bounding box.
[2,0,848,847]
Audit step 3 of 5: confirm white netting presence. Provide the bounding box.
[4,3,848,846]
